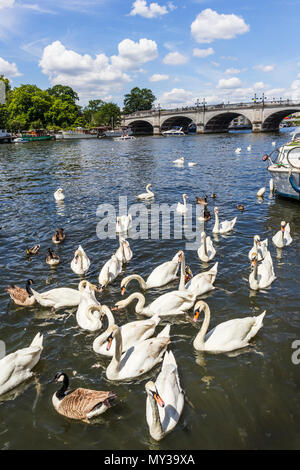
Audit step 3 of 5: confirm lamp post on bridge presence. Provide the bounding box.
[252,93,258,105]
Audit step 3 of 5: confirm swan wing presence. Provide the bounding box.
[146,261,179,288]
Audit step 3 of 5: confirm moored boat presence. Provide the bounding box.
[62,128,97,139]
[264,131,300,201]
[162,126,185,136]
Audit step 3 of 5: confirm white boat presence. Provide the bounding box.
[162,127,185,136]
[265,131,300,201]
[13,137,28,143]
[113,135,136,141]
[103,128,133,138]
[62,128,97,139]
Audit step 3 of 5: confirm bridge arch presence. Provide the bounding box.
[204,112,252,133]
[161,115,193,133]
[262,108,300,131]
[126,119,154,135]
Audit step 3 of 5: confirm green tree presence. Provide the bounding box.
[93,102,121,126]
[7,84,52,129]
[82,99,105,125]
[0,105,8,129]
[123,87,156,114]
[45,97,80,128]
[47,84,79,103]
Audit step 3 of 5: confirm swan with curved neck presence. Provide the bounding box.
[145,350,184,441]
[197,231,216,262]
[248,235,268,261]
[137,184,154,200]
[120,250,182,293]
[193,301,266,353]
[71,245,90,275]
[115,236,132,264]
[98,254,122,290]
[76,283,102,331]
[99,324,170,381]
[212,207,237,234]
[93,305,161,356]
[272,221,292,248]
[176,194,188,214]
[178,251,217,296]
[249,251,276,290]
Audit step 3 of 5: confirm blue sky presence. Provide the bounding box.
[1,0,300,107]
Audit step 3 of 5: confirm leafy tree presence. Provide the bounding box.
[93,102,121,126]
[0,105,8,129]
[45,97,80,128]
[82,99,105,124]
[47,84,79,103]
[123,87,156,114]
[7,85,52,129]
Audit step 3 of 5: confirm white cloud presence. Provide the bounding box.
[217,77,242,89]
[150,73,169,81]
[0,56,21,77]
[253,81,266,90]
[254,64,274,72]
[159,88,194,107]
[191,9,249,43]
[225,67,240,75]
[211,61,220,67]
[163,51,188,65]
[0,0,14,8]
[297,72,300,78]
[193,47,214,58]
[129,0,169,18]
[111,38,158,70]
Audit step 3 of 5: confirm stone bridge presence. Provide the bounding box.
[122,100,300,135]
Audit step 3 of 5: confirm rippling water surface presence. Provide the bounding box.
[0,130,299,450]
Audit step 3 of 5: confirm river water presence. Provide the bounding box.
[0,130,299,450]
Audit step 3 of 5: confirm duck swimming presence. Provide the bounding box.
[52,228,65,244]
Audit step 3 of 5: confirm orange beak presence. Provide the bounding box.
[106,336,113,351]
[251,258,256,268]
[193,310,200,322]
[111,306,118,311]
[281,226,285,232]
[154,392,165,408]
[121,286,126,296]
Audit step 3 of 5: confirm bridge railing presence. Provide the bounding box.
[123,100,300,118]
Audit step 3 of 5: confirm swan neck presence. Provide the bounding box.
[213,212,219,231]
[203,233,207,256]
[148,393,163,439]
[179,252,186,290]
[110,328,123,372]
[194,304,211,348]
[124,274,147,290]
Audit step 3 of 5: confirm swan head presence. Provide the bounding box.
[57,188,63,193]
[105,325,119,351]
[281,221,286,231]
[172,250,184,264]
[214,207,219,214]
[78,280,99,292]
[254,235,261,246]
[250,252,258,268]
[183,193,188,200]
[145,381,165,408]
[193,300,208,322]
[146,184,152,189]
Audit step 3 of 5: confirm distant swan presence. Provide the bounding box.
[257,186,266,197]
[272,221,292,248]
[54,188,65,201]
[212,207,236,234]
[137,184,154,200]
[197,231,216,262]
[176,194,188,214]
[173,157,184,165]
[71,245,90,275]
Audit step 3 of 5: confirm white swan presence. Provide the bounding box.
[176,194,188,214]
[235,148,241,153]
[98,254,122,290]
[269,178,274,192]
[0,333,43,396]
[178,251,217,297]
[31,280,97,311]
[212,207,237,234]
[71,245,90,275]
[54,188,65,201]
[173,157,184,165]
[76,282,102,331]
[197,231,216,262]
[248,235,269,261]
[272,221,292,248]
[272,141,276,146]
[247,145,251,151]
[120,250,182,292]
[93,305,161,356]
[114,290,197,317]
[249,251,276,290]
[116,215,132,234]
[146,351,184,441]
[257,186,266,197]
[137,184,154,200]
[188,162,196,167]
[100,324,170,381]
[115,237,133,264]
[193,301,266,353]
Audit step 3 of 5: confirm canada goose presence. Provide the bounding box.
[195,196,208,205]
[26,245,40,256]
[54,188,65,201]
[46,248,60,266]
[51,372,116,421]
[236,204,244,211]
[5,279,35,306]
[52,228,65,244]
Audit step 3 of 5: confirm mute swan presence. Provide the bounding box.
[115,237,133,264]
[247,145,251,151]
[272,221,292,248]
[31,280,97,311]
[46,248,60,266]
[272,141,276,146]
[248,235,268,261]
[120,250,182,293]
[176,194,188,214]
[179,251,217,296]
[51,372,116,421]
[269,178,274,192]
[5,279,35,306]
[137,184,154,200]
[98,254,122,290]
[249,251,276,290]
[146,350,184,441]
[54,188,65,201]
[235,148,241,153]
[71,245,90,275]
[257,186,266,197]
[197,231,216,262]
[93,305,161,356]
[100,324,170,381]
[173,157,184,165]
[114,290,197,317]
[76,282,102,331]
[116,215,132,234]
[193,301,266,353]
[52,228,65,244]
[26,244,40,256]
[0,333,43,396]
[188,162,196,167]
[212,207,237,234]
